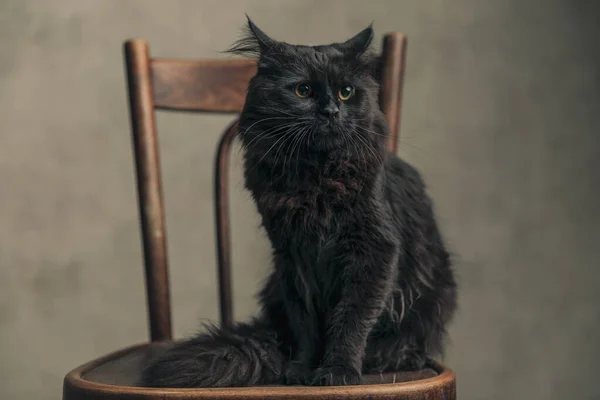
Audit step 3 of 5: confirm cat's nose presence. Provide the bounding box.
[319,104,340,120]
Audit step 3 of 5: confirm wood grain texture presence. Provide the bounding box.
[63,343,456,400]
[379,33,407,153]
[214,121,238,328]
[152,58,257,112]
[124,39,172,342]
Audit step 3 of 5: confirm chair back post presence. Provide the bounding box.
[379,33,407,153]
[214,121,238,328]
[124,39,173,342]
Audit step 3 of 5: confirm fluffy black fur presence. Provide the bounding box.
[141,17,457,388]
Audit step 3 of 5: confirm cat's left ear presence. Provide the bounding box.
[337,24,374,54]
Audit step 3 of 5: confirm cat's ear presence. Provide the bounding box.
[246,16,276,52]
[337,24,374,54]
[226,15,277,58]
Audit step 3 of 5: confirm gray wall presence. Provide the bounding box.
[0,1,598,399]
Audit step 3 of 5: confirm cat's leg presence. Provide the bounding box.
[360,196,457,375]
[261,254,320,385]
[363,319,428,374]
[363,284,456,374]
[311,221,398,386]
[279,299,319,385]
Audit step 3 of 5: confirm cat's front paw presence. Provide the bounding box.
[311,365,361,386]
[281,361,312,385]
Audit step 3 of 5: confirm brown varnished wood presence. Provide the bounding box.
[214,121,238,328]
[379,33,407,153]
[82,342,438,387]
[152,59,257,112]
[63,343,456,400]
[124,39,172,342]
[63,35,457,399]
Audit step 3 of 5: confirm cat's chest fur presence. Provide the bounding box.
[250,159,367,305]
[288,232,341,308]
[250,158,365,239]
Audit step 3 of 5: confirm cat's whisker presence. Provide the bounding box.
[354,125,390,138]
[340,130,371,194]
[281,127,302,171]
[399,289,406,323]
[283,129,302,176]
[248,131,296,173]
[253,107,305,118]
[293,127,312,178]
[251,122,310,176]
[271,127,297,174]
[395,140,431,156]
[340,127,351,156]
[241,121,306,150]
[245,122,304,147]
[283,125,308,177]
[239,116,297,138]
[344,131,367,172]
[306,124,316,152]
[273,125,307,180]
[240,124,292,151]
[349,127,384,166]
[239,128,294,156]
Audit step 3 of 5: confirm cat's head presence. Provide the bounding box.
[229,17,386,163]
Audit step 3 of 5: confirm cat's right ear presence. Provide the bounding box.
[226,16,277,59]
[246,16,276,52]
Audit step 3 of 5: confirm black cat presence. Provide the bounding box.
[141,17,457,388]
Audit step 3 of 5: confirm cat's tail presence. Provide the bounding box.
[140,319,284,388]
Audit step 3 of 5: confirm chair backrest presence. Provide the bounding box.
[123,34,407,342]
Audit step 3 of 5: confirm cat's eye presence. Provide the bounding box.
[338,85,355,101]
[295,83,312,98]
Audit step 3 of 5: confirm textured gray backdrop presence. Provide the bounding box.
[0,1,599,399]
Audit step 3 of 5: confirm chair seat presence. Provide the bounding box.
[63,342,456,399]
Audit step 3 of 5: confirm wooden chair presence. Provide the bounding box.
[63,34,456,400]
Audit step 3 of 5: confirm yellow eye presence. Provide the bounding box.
[295,83,312,98]
[338,85,354,101]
